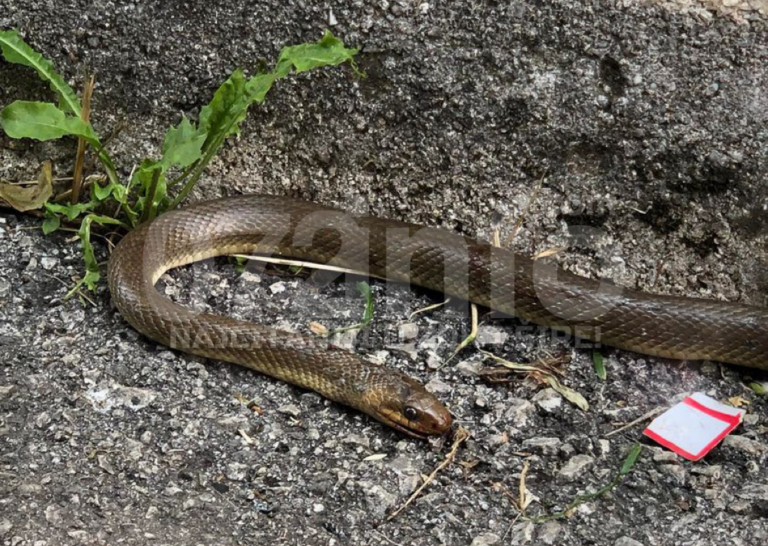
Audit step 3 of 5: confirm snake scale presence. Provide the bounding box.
[108,195,768,437]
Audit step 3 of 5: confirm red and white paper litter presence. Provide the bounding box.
[643,392,746,461]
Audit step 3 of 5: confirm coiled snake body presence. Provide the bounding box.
[108,195,768,437]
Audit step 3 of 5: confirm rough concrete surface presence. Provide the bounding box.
[1,1,767,545]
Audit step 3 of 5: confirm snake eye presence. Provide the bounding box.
[403,406,419,421]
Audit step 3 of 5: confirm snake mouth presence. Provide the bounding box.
[375,408,441,440]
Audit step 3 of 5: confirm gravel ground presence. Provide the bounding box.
[1,1,767,545]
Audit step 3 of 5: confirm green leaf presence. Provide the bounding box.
[245,72,277,104]
[198,69,250,142]
[161,115,207,169]
[274,30,361,77]
[92,183,112,201]
[44,200,95,221]
[593,352,606,381]
[1,101,97,142]
[0,29,81,116]
[357,281,374,326]
[748,382,767,396]
[42,215,60,234]
[66,213,127,298]
[620,443,642,475]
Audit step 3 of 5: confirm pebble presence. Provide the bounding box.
[239,271,261,283]
[425,378,452,394]
[522,437,562,455]
[532,388,562,412]
[269,282,286,294]
[652,449,680,463]
[398,322,419,341]
[722,435,766,456]
[736,483,768,501]
[470,532,500,546]
[504,398,536,427]
[659,464,686,484]
[0,385,15,399]
[331,329,358,350]
[615,538,644,546]
[456,359,481,376]
[226,462,248,481]
[0,519,11,536]
[40,256,57,270]
[361,483,397,519]
[277,404,301,417]
[558,455,595,481]
[475,325,508,346]
[343,433,370,449]
[536,521,563,545]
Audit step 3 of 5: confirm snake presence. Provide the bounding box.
[107,195,768,438]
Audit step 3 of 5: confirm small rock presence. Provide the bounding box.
[0,519,11,536]
[456,360,481,376]
[269,282,286,294]
[510,521,535,544]
[659,464,686,484]
[475,397,487,408]
[343,433,370,449]
[217,415,249,431]
[239,271,261,283]
[504,398,536,427]
[425,378,452,394]
[277,404,301,417]
[313,503,325,513]
[226,462,248,481]
[476,325,508,346]
[98,455,115,475]
[522,437,562,455]
[41,256,57,270]
[44,505,62,525]
[615,537,644,546]
[736,483,768,501]
[331,329,358,350]
[426,351,442,369]
[558,455,594,481]
[35,412,52,429]
[652,449,680,463]
[723,435,766,456]
[533,388,562,412]
[390,456,418,475]
[536,521,562,545]
[361,483,397,519]
[0,385,15,400]
[398,323,419,341]
[470,532,500,546]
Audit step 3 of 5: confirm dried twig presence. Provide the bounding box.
[604,407,663,438]
[408,298,451,321]
[71,74,95,203]
[387,427,470,521]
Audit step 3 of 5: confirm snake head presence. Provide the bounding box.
[362,375,453,439]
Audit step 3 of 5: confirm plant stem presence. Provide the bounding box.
[139,167,162,224]
[71,74,95,204]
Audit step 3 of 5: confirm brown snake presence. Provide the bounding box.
[108,195,768,437]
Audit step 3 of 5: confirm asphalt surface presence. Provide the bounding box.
[1,1,767,545]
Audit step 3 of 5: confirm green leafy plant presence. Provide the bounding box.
[0,29,361,298]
